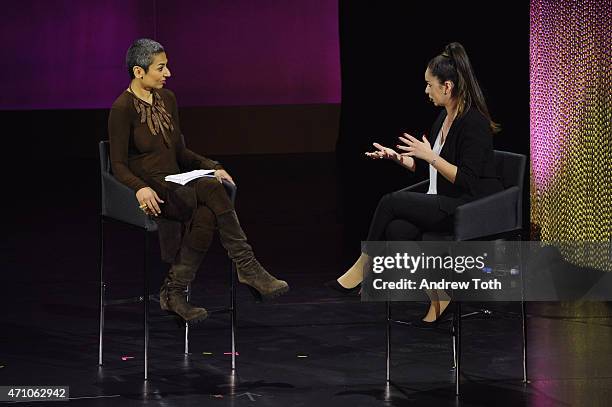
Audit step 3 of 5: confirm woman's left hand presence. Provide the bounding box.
[214,169,236,185]
[397,133,435,162]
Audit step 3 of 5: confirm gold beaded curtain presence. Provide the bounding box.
[530,0,611,270]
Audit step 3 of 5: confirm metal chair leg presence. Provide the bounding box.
[522,300,528,383]
[518,232,528,383]
[99,283,106,366]
[185,284,190,354]
[455,302,461,396]
[231,263,237,371]
[144,231,150,381]
[98,217,105,366]
[386,301,391,383]
[451,315,457,369]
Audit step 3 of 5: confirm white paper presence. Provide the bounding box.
[164,169,216,185]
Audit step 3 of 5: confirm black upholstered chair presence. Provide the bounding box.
[385,150,527,395]
[98,139,237,380]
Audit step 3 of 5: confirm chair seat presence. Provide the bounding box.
[421,232,454,241]
[144,217,159,232]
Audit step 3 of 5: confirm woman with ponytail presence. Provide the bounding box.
[326,42,503,324]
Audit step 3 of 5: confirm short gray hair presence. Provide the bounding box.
[125,38,165,79]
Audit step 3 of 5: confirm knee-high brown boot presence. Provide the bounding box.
[160,203,216,322]
[216,211,289,300]
[160,244,209,324]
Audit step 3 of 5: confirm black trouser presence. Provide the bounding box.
[366,190,461,242]
[364,190,463,299]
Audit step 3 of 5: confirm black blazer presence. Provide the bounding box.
[416,107,503,214]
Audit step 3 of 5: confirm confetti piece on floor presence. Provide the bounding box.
[121,356,135,361]
[223,352,239,356]
[297,355,308,358]
[212,394,224,398]
[0,365,4,368]
[202,352,213,355]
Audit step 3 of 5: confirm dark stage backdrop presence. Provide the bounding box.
[336,1,530,250]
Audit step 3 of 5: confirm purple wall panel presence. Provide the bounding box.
[156,0,340,106]
[1,0,340,110]
[1,0,154,110]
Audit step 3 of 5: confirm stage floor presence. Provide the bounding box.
[2,154,611,406]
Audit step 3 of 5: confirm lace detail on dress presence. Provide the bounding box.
[132,91,174,147]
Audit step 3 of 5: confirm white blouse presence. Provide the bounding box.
[426,128,445,195]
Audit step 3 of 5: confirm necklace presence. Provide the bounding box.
[127,85,174,147]
[128,84,153,105]
[441,109,458,143]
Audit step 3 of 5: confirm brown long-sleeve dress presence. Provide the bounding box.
[108,88,222,192]
[108,88,229,261]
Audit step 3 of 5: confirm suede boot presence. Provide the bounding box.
[159,277,170,311]
[161,245,209,324]
[216,211,289,301]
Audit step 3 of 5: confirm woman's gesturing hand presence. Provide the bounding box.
[397,133,435,163]
[136,187,164,216]
[365,142,401,161]
[365,142,416,170]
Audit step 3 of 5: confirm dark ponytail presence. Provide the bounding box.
[428,42,500,133]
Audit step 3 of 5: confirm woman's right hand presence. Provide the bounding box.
[136,187,164,217]
[365,142,401,161]
[365,142,416,171]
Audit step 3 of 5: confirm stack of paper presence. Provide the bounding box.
[165,169,216,185]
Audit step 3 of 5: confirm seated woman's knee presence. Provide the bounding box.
[193,177,224,198]
[194,176,223,190]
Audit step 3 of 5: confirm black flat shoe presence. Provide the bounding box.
[411,302,455,328]
[324,279,361,295]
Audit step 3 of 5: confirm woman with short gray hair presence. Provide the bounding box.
[108,38,289,325]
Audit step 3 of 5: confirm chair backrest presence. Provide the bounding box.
[98,140,158,231]
[99,140,111,174]
[494,150,527,228]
